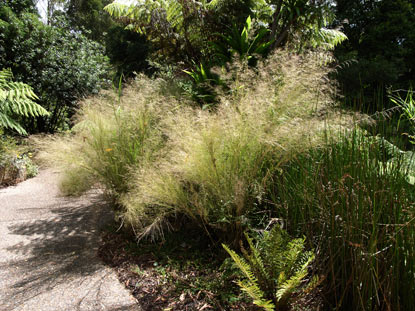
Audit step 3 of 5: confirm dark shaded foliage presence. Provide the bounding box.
[334,0,415,110]
[105,25,151,80]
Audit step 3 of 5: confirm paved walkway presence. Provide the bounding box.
[0,170,140,311]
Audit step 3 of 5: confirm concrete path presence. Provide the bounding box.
[0,170,140,311]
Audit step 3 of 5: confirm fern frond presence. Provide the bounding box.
[237,279,275,311]
[0,68,49,135]
[224,227,317,311]
[105,0,185,35]
[0,68,13,82]
[275,272,305,301]
[312,28,348,50]
[0,111,28,135]
[223,243,257,283]
[237,279,266,303]
[284,237,305,274]
[276,252,315,301]
[262,226,288,273]
[245,233,270,282]
[165,1,183,30]
[103,2,129,19]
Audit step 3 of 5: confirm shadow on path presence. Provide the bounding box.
[2,192,114,307]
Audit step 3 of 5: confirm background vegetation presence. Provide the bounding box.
[3,0,415,310]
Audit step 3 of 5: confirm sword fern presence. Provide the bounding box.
[223,226,317,310]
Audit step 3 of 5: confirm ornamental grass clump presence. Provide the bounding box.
[37,75,183,198]
[39,50,357,246]
[121,51,356,243]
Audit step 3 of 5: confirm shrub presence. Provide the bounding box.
[0,131,39,184]
[39,50,357,246]
[223,226,317,311]
[274,129,415,310]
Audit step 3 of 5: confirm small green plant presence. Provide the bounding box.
[223,226,317,311]
[0,68,49,135]
[390,89,415,143]
[22,154,38,178]
[183,63,222,106]
[212,16,273,65]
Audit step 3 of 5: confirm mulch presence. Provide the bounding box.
[98,230,258,311]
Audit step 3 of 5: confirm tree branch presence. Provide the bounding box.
[269,0,283,42]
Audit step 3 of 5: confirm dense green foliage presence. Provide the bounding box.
[211,15,273,65]
[105,25,151,79]
[64,0,114,41]
[335,0,415,108]
[63,0,151,78]
[7,0,415,310]
[104,0,346,65]
[0,0,37,14]
[0,4,110,132]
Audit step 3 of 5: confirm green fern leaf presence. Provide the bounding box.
[245,233,270,283]
[224,227,317,311]
[223,243,257,283]
[312,28,348,50]
[0,68,49,135]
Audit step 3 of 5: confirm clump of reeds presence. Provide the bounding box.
[275,129,415,310]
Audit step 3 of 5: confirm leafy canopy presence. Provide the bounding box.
[334,0,415,103]
[104,0,346,65]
